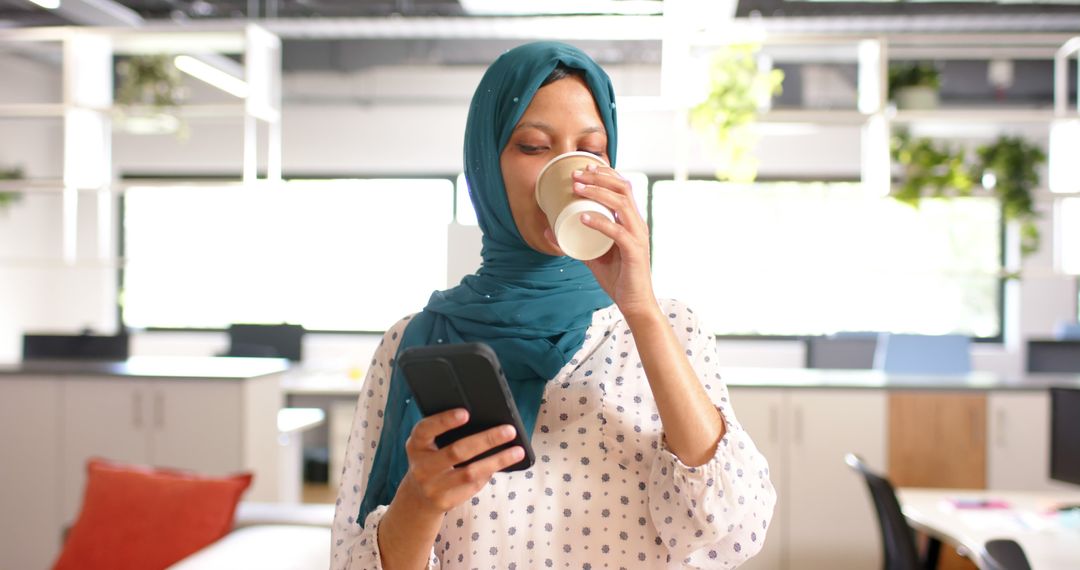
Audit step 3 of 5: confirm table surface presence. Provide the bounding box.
[897,488,1080,570]
[0,356,291,379]
[280,366,1080,396]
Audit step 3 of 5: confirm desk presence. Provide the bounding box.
[897,488,1080,569]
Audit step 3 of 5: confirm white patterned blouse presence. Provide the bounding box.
[331,299,776,569]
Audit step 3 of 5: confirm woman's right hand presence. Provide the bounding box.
[395,408,525,518]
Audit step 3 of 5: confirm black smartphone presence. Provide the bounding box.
[397,342,535,472]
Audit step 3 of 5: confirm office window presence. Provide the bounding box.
[123,179,453,331]
[651,180,1002,337]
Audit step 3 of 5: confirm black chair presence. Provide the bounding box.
[222,323,305,362]
[844,453,940,570]
[980,538,1032,570]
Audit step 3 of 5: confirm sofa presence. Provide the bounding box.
[168,502,334,570]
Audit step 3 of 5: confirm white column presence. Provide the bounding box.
[62,31,112,263]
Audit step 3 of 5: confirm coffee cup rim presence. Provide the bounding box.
[534,151,610,205]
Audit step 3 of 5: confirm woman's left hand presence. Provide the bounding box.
[544,163,657,320]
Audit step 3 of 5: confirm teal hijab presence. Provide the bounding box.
[358,42,617,526]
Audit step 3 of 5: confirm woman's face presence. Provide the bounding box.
[500,75,609,256]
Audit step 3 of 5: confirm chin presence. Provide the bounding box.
[528,234,563,257]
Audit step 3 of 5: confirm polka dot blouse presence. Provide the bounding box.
[331,299,776,569]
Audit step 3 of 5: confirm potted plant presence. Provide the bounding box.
[690,44,784,183]
[0,166,23,212]
[114,55,186,135]
[975,136,1046,257]
[888,62,941,110]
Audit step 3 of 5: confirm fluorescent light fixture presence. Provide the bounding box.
[174,55,249,98]
[857,39,883,114]
[861,114,891,197]
[1057,197,1080,275]
[460,0,662,15]
[1050,119,1080,193]
[29,0,60,9]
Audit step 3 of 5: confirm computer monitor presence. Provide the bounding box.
[22,331,129,361]
[1050,388,1080,486]
[1026,340,1080,373]
[225,323,304,362]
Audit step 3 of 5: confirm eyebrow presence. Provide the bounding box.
[514,121,605,136]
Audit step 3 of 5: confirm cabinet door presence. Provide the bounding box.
[988,391,1053,491]
[61,378,151,525]
[787,389,886,570]
[888,391,986,489]
[727,388,786,570]
[0,377,62,570]
[149,379,243,475]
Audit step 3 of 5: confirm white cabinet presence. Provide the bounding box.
[727,389,786,570]
[1,361,285,570]
[0,376,63,570]
[58,375,282,526]
[729,387,887,570]
[987,391,1056,491]
[58,377,274,525]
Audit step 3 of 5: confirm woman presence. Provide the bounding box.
[332,41,775,569]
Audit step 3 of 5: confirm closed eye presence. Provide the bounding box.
[517,144,547,154]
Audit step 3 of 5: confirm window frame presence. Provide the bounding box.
[117,173,1008,341]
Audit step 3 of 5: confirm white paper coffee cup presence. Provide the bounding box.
[535,151,615,261]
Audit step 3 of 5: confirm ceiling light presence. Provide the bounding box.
[173,55,249,98]
[28,0,60,9]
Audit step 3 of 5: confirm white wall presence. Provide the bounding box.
[0,53,1075,372]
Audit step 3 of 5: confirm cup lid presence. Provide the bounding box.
[553,200,615,261]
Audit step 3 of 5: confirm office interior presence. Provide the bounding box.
[2,0,1080,569]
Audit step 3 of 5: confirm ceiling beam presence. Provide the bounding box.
[50,0,143,27]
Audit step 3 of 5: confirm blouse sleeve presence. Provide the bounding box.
[330,315,441,570]
[646,300,777,568]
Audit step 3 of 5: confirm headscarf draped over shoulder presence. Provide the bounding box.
[359,41,617,526]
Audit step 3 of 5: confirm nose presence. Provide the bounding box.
[551,140,577,157]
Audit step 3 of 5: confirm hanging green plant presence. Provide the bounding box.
[0,166,24,212]
[690,44,784,183]
[975,136,1045,257]
[890,131,1046,259]
[114,55,186,136]
[890,129,974,205]
[115,55,183,108]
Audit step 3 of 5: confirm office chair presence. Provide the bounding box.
[805,333,878,369]
[1054,321,1080,340]
[980,538,1032,570]
[844,453,940,570]
[223,324,305,362]
[873,333,971,375]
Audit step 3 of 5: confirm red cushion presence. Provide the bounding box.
[53,457,253,570]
